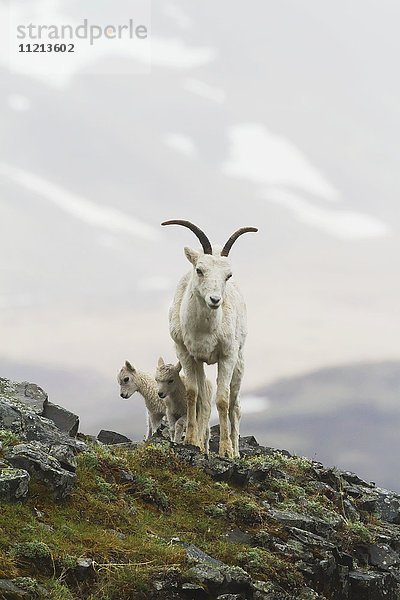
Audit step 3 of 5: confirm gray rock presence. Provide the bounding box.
[72,558,93,581]
[181,582,208,598]
[0,579,29,599]
[186,543,224,567]
[189,563,225,590]
[219,566,251,594]
[252,580,293,599]
[6,442,76,500]
[43,401,79,437]
[0,378,87,455]
[366,543,400,570]
[203,457,234,481]
[97,430,132,444]
[267,509,336,537]
[48,444,77,472]
[14,382,48,414]
[0,468,30,501]
[0,399,22,432]
[223,528,254,545]
[349,569,398,600]
[358,487,400,524]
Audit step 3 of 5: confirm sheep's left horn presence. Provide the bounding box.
[161,220,212,255]
[221,227,258,257]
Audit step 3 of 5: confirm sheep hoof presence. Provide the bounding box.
[184,432,199,447]
[219,441,234,459]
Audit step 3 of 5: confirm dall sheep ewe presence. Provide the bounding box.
[162,220,257,458]
[118,361,165,439]
[155,357,212,450]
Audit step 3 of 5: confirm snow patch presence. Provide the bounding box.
[263,188,389,239]
[222,123,339,201]
[0,161,159,241]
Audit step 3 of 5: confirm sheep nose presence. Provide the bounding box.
[210,295,221,304]
[158,391,164,398]
[120,393,125,398]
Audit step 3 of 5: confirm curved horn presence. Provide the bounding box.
[221,227,258,257]
[161,220,212,255]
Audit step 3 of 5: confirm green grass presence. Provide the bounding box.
[0,440,380,599]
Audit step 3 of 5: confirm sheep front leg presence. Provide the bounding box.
[177,348,199,447]
[185,387,199,446]
[216,359,235,458]
[166,406,177,442]
[146,411,152,439]
[149,412,164,438]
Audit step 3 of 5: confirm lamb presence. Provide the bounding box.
[155,357,187,443]
[162,220,258,458]
[117,361,166,439]
[155,357,212,450]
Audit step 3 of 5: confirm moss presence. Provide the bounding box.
[12,577,46,597]
[11,541,52,560]
[345,520,374,542]
[0,429,20,448]
[204,504,227,518]
[177,477,201,493]
[229,498,263,525]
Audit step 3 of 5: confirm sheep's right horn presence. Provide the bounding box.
[161,220,212,255]
[221,227,258,257]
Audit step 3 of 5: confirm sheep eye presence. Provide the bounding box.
[196,268,204,276]
[168,379,174,384]
[226,273,232,280]
[123,377,129,383]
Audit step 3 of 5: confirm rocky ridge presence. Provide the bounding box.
[1,376,400,600]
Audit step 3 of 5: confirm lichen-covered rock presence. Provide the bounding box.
[360,488,400,524]
[0,377,86,454]
[0,468,30,501]
[349,569,398,600]
[5,442,76,500]
[0,578,29,599]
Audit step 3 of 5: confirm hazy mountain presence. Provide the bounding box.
[242,361,400,493]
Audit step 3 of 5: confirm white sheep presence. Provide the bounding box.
[155,357,187,444]
[117,361,166,439]
[162,220,257,458]
[155,357,212,451]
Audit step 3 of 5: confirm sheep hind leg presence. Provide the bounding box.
[229,356,244,458]
[184,388,199,447]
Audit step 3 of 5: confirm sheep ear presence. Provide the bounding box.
[125,360,135,373]
[176,361,182,373]
[184,246,199,266]
[158,356,164,367]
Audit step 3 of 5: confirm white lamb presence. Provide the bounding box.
[117,361,166,439]
[155,357,187,444]
[155,357,212,450]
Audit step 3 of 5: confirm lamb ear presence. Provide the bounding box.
[158,357,164,367]
[184,246,199,266]
[125,360,135,373]
[176,361,182,373]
